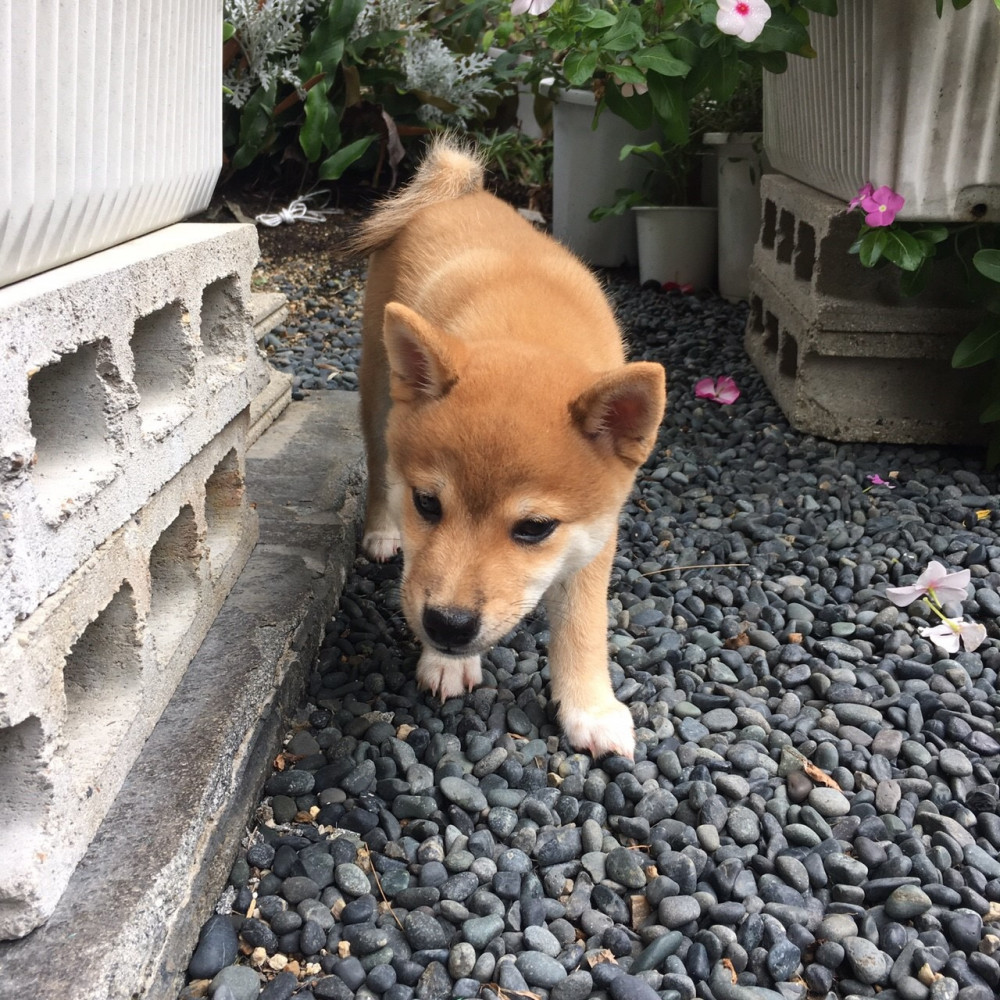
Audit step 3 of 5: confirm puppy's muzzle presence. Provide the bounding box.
[422,605,481,653]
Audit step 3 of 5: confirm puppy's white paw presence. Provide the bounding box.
[417,649,483,699]
[560,699,636,760]
[362,530,402,562]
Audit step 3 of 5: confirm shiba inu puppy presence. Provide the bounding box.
[351,137,666,758]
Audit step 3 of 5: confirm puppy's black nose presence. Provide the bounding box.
[422,606,481,650]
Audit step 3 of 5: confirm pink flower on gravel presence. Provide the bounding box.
[865,474,896,489]
[695,376,740,405]
[920,620,986,654]
[849,183,875,211]
[715,0,772,42]
[511,0,556,13]
[860,184,905,227]
[886,560,971,608]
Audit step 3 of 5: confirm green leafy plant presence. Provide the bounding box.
[501,0,836,148]
[222,0,506,183]
[223,0,376,180]
[848,183,1000,467]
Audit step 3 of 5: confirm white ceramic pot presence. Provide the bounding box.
[0,0,221,288]
[543,80,658,267]
[704,132,765,301]
[763,0,1000,221]
[633,206,718,289]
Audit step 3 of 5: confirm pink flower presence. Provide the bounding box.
[695,376,740,405]
[849,183,875,211]
[860,185,905,227]
[511,0,556,13]
[715,0,772,42]
[865,474,896,489]
[886,560,971,609]
[919,620,986,654]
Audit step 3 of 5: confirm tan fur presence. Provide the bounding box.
[356,136,666,758]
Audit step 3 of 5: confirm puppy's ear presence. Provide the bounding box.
[383,302,464,403]
[571,362,666,467]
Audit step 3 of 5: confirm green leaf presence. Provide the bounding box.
[619,141,666,161]
[952,318,1000,368]
[881,228,929,272]
[232,79,277,170]
[973,248,1000,283]
[317,134,377,180]
[223,21,235,42]
[577,8,617,28]
[857,229,888,268]
[300,0,365,75]
[563,49,600,87]
[911,225,950,245]
[596,6,645,52]
[631,44,691,78]
[756,50,789,73]
[754,8,811,54]
[899,264,929,298]
[979,397,1000,423]
[590,188,646,221]
[299,77,331,162]
[646,72,689,145]
[608,64,646,86]
[601,81,653,130]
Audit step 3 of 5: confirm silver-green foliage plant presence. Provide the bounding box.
[222,0,501,179]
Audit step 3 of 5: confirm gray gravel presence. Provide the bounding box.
[184,272,1000,1000]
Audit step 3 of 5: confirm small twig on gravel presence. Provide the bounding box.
[642,561,750,576]
[359,843,404,931]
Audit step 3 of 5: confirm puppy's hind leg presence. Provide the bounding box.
[545,538,636,760]
[359,257,402,561]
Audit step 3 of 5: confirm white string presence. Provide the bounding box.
[255,191,341,227]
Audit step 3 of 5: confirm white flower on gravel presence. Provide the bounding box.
[920,620,987,654]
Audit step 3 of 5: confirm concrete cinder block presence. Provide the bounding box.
[0,410,258,940]
[0,223,269,644]
[0,392,366,996]
[745,174,987,444]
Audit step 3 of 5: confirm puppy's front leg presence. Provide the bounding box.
[545,538,636,760]
[417,648,483,699]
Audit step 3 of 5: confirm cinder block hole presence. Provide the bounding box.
[148,504,202,665]
[62,583,141,783]
[779,333,799,379]
[761,200,777,250]
[776,209,795,264]
[205,448,245,577]
[763,311,779,354]
[200,276,246,358]
[132,301,194,437]
[794,222,817,282]
[0,716,50,822]
[27,340,115,509]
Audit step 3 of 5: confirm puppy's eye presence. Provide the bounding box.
[413,489,442,524]
[512,518,558,545]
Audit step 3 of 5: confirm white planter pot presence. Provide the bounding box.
[0,0,221,288]
[544,81,658,267]
[705,132,765,301]
[633,206,718,289]
[763,0,1000,221]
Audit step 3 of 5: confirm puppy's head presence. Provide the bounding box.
[382,302,666,656]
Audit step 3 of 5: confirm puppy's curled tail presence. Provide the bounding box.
[349,136,485,258]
